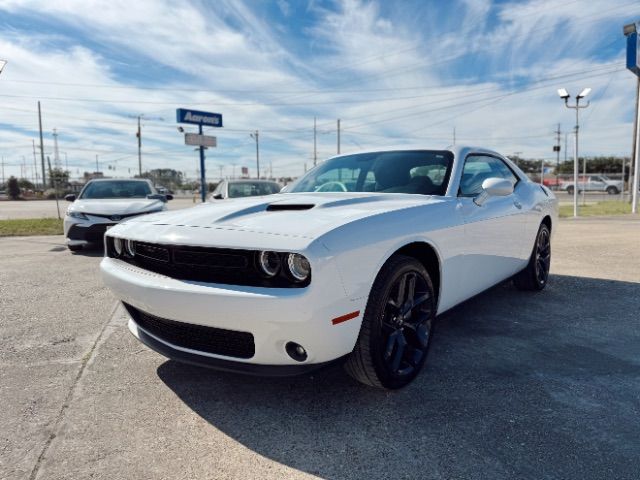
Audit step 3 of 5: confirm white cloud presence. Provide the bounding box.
[0,0,639,183]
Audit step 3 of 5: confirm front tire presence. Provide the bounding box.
[514,223,551,291]
[566,186,574,195]
[344,255,436,389]
[606,186,619,195]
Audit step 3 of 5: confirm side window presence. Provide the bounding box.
[459,155,517,197]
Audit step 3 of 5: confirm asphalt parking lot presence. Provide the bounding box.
[1,216,639,479]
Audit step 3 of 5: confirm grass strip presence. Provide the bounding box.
[0,218,64,236]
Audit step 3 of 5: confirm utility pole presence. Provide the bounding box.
[313,117,317,166]
[1,156,4,186]
[137,115,142,177]
[250,130,260,179]
[52,128,60,169]
[38,101,46,188]
[32,140,39,188]
[337,118,341,154]
[95,154,99,174]
[453,127,456,145]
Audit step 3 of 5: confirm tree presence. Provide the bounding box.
[7,176,20,200]
[136,169,183,190]
[18,178,35,190]
[555,156,628,175]
[49,168,70,188]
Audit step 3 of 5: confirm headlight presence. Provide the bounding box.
[286,253,310,282]
[67,210,88,220]
[125,239,136,257]
[113,237,123,256]
[258,251,281,277]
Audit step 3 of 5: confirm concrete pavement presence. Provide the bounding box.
[1,217,639,479]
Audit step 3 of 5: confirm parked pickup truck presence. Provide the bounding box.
[563,175,622,195]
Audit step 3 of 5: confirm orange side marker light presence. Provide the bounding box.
[331,310,360,325]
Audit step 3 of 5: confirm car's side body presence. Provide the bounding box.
[100,145,557,378]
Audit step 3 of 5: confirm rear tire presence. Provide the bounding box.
[514,223,551,291]
[344,255,436,389]
[67,244,83,252]
[566,186,574,195]
[606,186,619,195]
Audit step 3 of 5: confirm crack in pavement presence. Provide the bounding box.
[27,301,122,480]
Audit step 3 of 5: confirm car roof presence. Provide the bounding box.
[87,178,150,182]
[322,144,506,161]
[228,179,280,184]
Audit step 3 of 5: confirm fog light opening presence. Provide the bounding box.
[285,342,308,362]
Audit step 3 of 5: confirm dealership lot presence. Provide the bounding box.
[1,217,639,479]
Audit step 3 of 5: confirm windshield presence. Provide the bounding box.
[228,181,281,198]
[289,150,453,196]
[80,181,153,199]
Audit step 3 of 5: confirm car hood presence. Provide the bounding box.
[117,192,444,249]
[69,198,164,216]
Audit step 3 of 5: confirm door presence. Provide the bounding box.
[588,176,605,192]
[457,154,527,297]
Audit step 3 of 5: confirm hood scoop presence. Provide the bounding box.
[266,204,315,211]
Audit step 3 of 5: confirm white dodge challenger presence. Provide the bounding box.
[101,146,557,389]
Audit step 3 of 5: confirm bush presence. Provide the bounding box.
[8,177,20,200]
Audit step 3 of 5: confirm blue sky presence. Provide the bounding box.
[1,0,639,182]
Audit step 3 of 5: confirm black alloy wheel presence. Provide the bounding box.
[345,255,435,389]
[534,225,551,287]
[514,222,551,291]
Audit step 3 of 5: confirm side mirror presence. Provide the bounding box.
[165,194,173,201]
[212,193,223,200]
[147,193,167,202]
[474,177,514,206]
[65,194,76,202]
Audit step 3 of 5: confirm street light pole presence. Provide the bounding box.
[558,88,591,217]
[137,115,142,177]
[250,130,260,179]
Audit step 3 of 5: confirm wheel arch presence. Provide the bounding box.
[388,241,442,309]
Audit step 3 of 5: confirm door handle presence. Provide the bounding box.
[513,200,522,209]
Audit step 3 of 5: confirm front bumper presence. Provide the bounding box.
[64,215,118,245]
[101,257,365,368]
[128,315,344,376]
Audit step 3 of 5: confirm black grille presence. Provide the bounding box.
[107,239,309,288]
[135,242,170,262]
[68,223,115,243]
[125,304,255,359]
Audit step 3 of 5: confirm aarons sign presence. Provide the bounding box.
[176,108,223,127]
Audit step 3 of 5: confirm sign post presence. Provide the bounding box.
[625,24,640,213]
[176,108,223,203]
